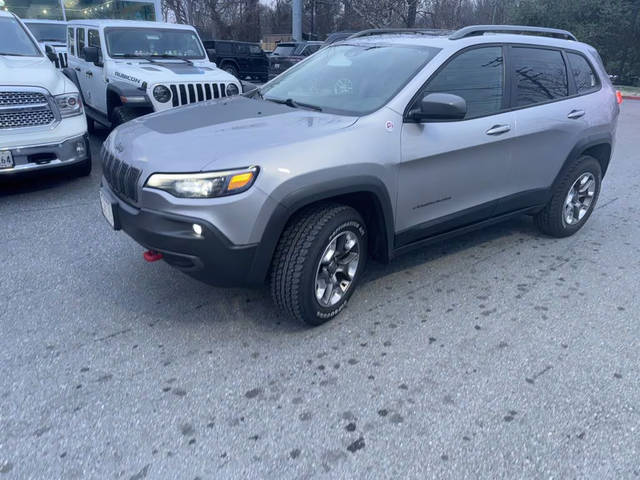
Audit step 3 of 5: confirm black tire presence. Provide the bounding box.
[111,106,138,128]
[86,115,96,134]
[534,155,602,238]
[223,64,240,79]
[270,203,367,326]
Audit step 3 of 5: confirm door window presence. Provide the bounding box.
[422,46,504,119]
[301,44,320,56]
[249,45,262,55]
[67,27,75,56]
[88,29,102,63]
[511,47,568,107]
[77,28,85,59]
[567,52,599,94]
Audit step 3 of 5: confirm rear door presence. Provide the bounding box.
[397,45,517,244]
[499,46,590,212]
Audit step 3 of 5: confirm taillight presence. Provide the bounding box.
[616,90,623,104]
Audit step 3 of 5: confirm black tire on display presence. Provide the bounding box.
[534,155,602,238]
[111,106,139,129]
[270,203,367,326]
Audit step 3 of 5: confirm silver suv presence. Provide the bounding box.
[99,25,620,325]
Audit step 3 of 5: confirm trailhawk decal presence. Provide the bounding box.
[114,71,142,85]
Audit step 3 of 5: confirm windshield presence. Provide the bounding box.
[261,44,440,116]
[25,22,67,43]
[0,17,42,57]
[272,44,297,56]
[105,27,205,59]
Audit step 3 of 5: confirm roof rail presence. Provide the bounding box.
[348,28,453,40]
[449,25,577,41]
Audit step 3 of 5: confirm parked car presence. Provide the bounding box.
[63,20,241,131]
[268,41,323,79]
[99,26,619,326]
[23,19,69,69]
[0,11,90,178]
[202,40,269,83]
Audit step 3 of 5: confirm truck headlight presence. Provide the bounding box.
[146,167,258,198]
[55,93,82,118]
[153,85,171,103]
[226,83,240,96]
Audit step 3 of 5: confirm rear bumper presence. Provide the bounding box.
[100,182,262,287]
[0,133,90,175]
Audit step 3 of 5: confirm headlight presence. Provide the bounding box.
[55,93,82,118]
[226,83,240,96]
[153,85,171,103]
[146,167,258,198]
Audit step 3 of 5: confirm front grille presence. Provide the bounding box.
[0,90,55,129]
[101,147,142,203]
[54,52,68,69]
[165,82,227,107]
[0,91,48,106]
[0,109,55,129]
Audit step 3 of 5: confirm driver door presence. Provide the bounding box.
[83,28,108,115]
[397,45,516,245]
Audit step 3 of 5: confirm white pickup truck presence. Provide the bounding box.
[63,20,242,130]
[0,11,90,177]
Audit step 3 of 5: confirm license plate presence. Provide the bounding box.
[100,190,115,229]
[0,150,13,169]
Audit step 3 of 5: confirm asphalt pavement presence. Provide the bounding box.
[1,103,639,479]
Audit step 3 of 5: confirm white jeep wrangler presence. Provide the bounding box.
[0,12,90,177]
[64,20,242,130]
[23,19,69,69]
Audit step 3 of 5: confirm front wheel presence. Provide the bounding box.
[534,155,602,237]
[270,204,367,326]
[110,106,139,129]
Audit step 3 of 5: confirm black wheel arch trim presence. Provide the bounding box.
[107,81,152,111]
[554,134,613,191]
[247,175,395,285]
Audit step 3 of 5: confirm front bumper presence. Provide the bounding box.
[100,182,261,287]
[0,134,90,175]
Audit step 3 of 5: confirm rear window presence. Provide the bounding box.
[272,44,297,56]
[511,47,568,107]
[567,52,600,93]
[249,45,262,55]
[215,42,233,55]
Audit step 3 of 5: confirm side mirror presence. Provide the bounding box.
[83,46,100,65]
[45,44,58,63]
[410,93,467,122]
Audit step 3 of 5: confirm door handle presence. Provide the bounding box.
[486,124,511,136]
[85,71,93,77]
[567,109,585,119]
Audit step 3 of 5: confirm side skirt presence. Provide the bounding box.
[392,205,543,258]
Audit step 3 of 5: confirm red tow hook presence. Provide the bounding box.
[143,250,163,262]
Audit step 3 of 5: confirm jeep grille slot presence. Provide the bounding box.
[53,52,68,69]
[163,83,227,107]
[101,146,142,204]
[0,90,55,129]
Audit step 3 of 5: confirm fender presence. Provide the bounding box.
[245,175,396,285]
[106,81,152,110]
[62,68,87,104]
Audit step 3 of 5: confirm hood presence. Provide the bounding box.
[0,55,71,94]
[110,59,238,88]
[109,96,358,173]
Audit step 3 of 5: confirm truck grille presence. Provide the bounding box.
[101,147,142,203]
[165,82,228,107]
[54,52,68,69]
[0,90,55,129]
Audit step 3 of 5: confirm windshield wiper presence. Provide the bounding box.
[266,97,323,112]
[0,53,34,56]
[112,54,193,65]
[148,54,193,65]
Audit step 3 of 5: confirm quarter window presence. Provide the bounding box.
[422,46,504,119]
[567,52,599,93]
[511,47,568,107]
[77,28,85,59]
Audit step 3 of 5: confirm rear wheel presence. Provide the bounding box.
[270,204,367,326]
[534,155,602,237]
[111,106,139,129]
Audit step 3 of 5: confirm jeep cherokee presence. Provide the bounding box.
[99,25,620,326]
